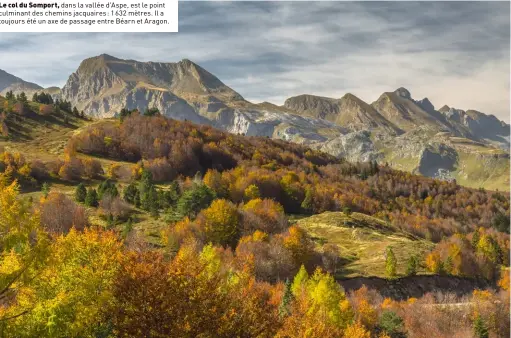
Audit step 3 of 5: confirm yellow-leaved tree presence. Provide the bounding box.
[0,180,48,326]
[197,199,240,247]
[278,266,354,337]
[4,228,122,337]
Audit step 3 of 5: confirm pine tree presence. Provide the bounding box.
[85,188,98,207]
[473,315,489,338]
[301,188,313,214]
[278,279,293,318]
[406,255,418,276]
[41,182,51,198]
[148,186,159,218]
[491,210,510,233]
[98,179,118,200]
[122,217,133,238]
[5,90,14,101]
[17,92,27,103]
[143,107,160,116]
[176,183,216,218]
[385,247,397,279]
[444,256,453,275]
[75,183,87,203]
[379,310,404,336]
[342,206,352,216]
[139,170,158,213]
[123,182,139,205]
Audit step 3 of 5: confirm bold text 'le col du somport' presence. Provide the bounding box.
[0,2,145,9]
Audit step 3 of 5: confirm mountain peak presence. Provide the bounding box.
[438,105,450,113]
[416,97,435,113]
[394,87,411,99]
[179,58,195,65]
[341,93,360,101]
[97,53,119,61]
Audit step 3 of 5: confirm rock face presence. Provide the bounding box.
[371,88,449,132]
[319,130,383,163]
[60,54,243,120]
[417,143,458,179]
[60,54,346,145]
[20,54,510,190]
[283,93,400,134]
[0,69,42,97]
[283,94,340,121]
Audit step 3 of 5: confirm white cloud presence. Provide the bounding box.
[0,1,508,121]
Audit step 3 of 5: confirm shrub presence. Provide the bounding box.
[40,191,89,234]
[378,310,404,337]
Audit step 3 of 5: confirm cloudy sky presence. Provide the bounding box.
[0,1,509,121]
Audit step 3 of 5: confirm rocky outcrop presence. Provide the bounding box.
[319,130,383,163]
[60,54,245,119]
[417,143,458,179]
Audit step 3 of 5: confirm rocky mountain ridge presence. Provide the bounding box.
[4,55,510,190]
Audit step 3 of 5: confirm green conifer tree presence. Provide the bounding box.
[385,246,397,279]
[75,183,87,203]
[85,188,99,207]
[473,315,489,338]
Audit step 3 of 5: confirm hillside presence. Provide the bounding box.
[0,96,87,161]
[0,69,42,97]
[296,212,434,278]
[0,96,507,337]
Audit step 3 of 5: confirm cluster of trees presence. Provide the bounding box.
[4,90,28,104]
[2,90,83,118]
[0,178,508,337]
[425,227,509,280]
[32,92,54,105]
[68,114,509,245]
[118,107,161,121]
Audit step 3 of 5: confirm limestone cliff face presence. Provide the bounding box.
[283,93,400,134]
[442,108,510,148]
[319,130,383,163]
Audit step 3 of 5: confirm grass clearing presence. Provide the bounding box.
[297,211,434,278]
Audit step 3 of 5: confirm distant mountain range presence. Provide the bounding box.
[1,54,509,190]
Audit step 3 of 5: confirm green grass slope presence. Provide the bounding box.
[296,211,434,278]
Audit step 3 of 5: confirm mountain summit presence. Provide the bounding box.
[61,54,246,120]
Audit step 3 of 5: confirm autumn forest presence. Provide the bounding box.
[0,95,509,338]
